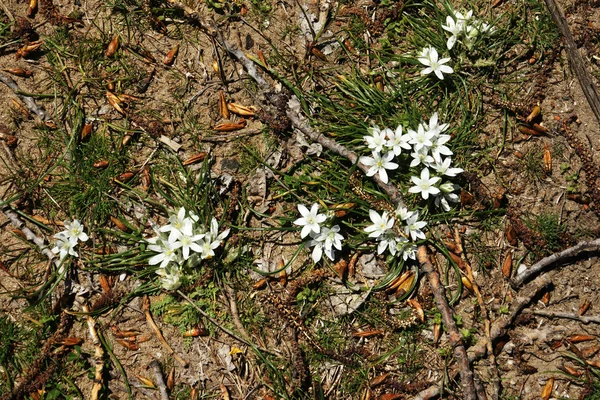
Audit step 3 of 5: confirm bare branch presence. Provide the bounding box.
[522,309,600,324]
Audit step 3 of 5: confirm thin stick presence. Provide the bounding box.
[511,238,600,288]
[225,284,251,340]
[149,360,169,400]
[2,206,55,261]
[417,245,477,400]
[141,295,189,368]
[82,305,104,400]
[177,290,277,356]
[543,0,600,126]
[522,309,600,324]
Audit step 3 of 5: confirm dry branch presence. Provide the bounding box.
[417,245,477,400]
[2,206,55,261]
[511,238,600,288]
[142,295,189,368]
[149,360,169,400]
[542,0,600,126]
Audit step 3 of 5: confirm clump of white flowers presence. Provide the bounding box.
[442,8,494,50]
[146,207,229,290]
[51,219,89,261]
[417,46,454,80]
[293,203,344,263]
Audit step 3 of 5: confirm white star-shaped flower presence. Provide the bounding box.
[441,16,463,50]
[364,126,387,153]
[364,210,395,239]
[360,151,398,184]
[404,213,427,241]
[386,125,412,156]
[294,204,327,239]
[63,219,89,243]
[409,167,441,200]
[418,46,454,80]
[433,157,464,177]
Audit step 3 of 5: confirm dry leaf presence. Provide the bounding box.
[502,251,513,278]
[541,377,554,400]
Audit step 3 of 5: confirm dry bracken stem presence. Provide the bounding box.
[142,295,189,368]
[82,305,104,400]
[511,238,600,287]
[454,227,500,400]
[417,245,477,400]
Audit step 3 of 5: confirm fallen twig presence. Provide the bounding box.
[149,360,169,400]
[0,73,52,122]
[522,309,600,324]
[417,245,477,400]
[413,274,551,400]
[225,284,251,340]
[511,238,600,288]
[142,295,189,368]
[543,0,600,126]
[82,305,104,400]
[177,290,277,356]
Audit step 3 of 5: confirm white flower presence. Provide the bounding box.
[157,264,182,290]
[425,112,450,136]
[395,206,414,221]
[404,213,427,241]
[408,124,435,152]
[63,219,89,243]
[294,204,327,239]
[409,167,441,200]
[364,210,395,238]
[199,218,230,259]
[434,157,464,177]
[148,237,182,269]
[377,231,399,256]
[311,225,344,262]
[160,207,194,242]
[430,134,453,162]
[364,126,387,153]
[409,148,435,168]
[51,233,78,260]
[396,237,417,261]
[360,151,398,184]
[435,182,461,211]
[172,230,205,260]
[386,125,412,156]
[418,46,454,80]
[441,16,463,50]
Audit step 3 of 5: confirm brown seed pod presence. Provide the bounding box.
[517,125,542,136]
[219,90,230,119]
[579,299,592,316]
[407,299,425,323]
[352,329,384,338]
[502,251,512,278]
[252,278,268,290]
[183,152,207,166]
[2,68,33,78]
[213,119,246,132]
[581,344,600,359]
[11,229,26,239]
[117,339,139,351]
[568,335,596,343]
[110,216,129,232]
[227,102,255,117]
[81,122,93,140]
[211,60,220,75]
[541,377,554,400]
[136,334,152,343]
[462,276,474,292]
[121,133,134,147]
[257,50,267,67]
[505,223,518,246]
[567,193,591,205]
[15,40,42,60]
[433,322,442,344]
[448,251,464,269]
[106,91,124,114]
[167,367,175,391]
[559,364,583,377]
[114,171,134,183]
[543,143,552,174]
[99,274,113,294]
[106,35,120,58]
[333,259,348,280]
[311,47,328,62]
[26,0,38,17]
[541,291,551,306]
[385,270,414,294]
[190,387,199,400]
[525,105,541,123]
[11,99,30,119]
[531,123,549,134]
[219,384,230,400]
[343,39,355,53]
[93,160,109,168]
[141,165,151,191]
[369,373,389,388]
[163,44,179,65]
[135,374,155,387]
[182,327,208,337]
[55,337,84,346]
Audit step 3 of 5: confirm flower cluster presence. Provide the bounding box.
[442,9,493,50]
[364,207,424,260]
[51,219,88,261]
[360,113,463,211]
[293,204,344,263]
[146,207,230,290]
